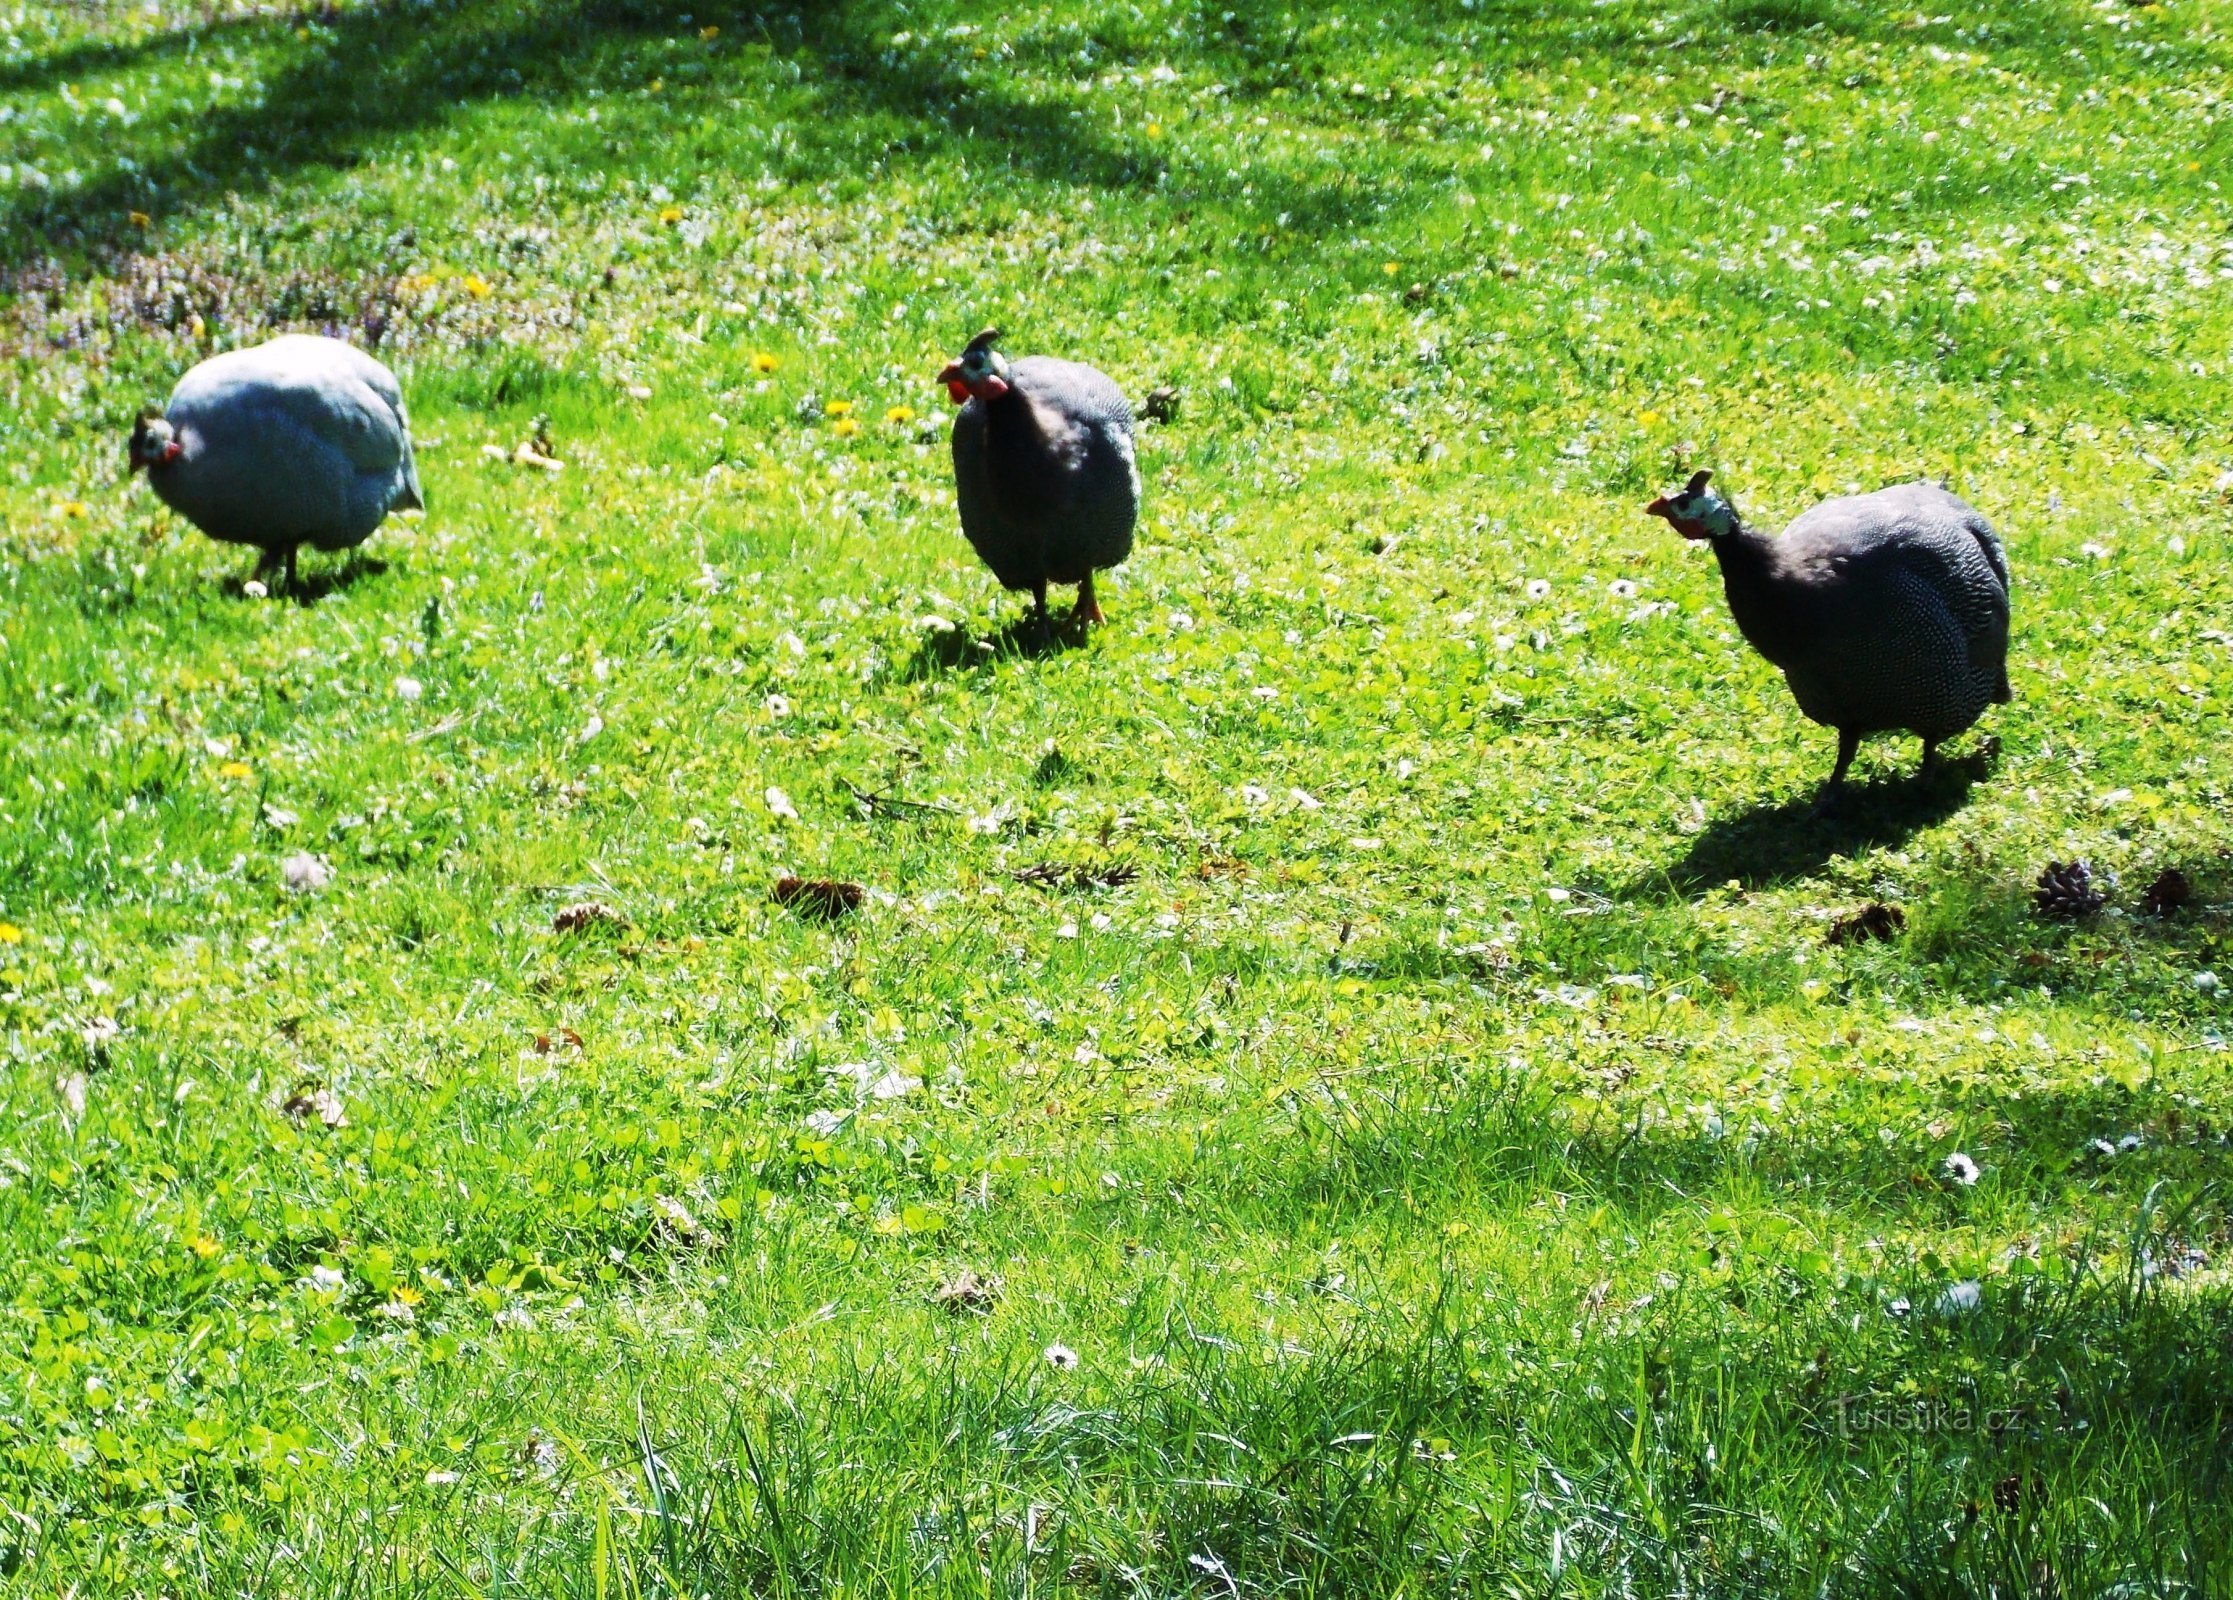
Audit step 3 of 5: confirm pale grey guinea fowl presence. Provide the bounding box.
[1647,469,2012,812]
[130,333,423,591]
[940,327,1138,629]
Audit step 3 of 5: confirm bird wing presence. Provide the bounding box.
[1883,494,2010,682]
[950,398,994,537]
[1003,357,1139,572]
[1776,483,2011,714]
[171,339,409,480]
[951,398,1041,590]
[1961,511,2010,597]
[320,339,424,510]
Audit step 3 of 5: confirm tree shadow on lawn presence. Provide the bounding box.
[1622,745,1992,898]
[1242,1054,2222,1236]
[0,0,1173,276]
[4,0,2136,282]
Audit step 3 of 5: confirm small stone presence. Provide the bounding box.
[932,1269,1002,1314]
[281,852,334,893]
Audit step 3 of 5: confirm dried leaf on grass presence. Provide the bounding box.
[2140,868,2193,917]
[552,900,626,934]
[1013,862,1139,892]
[282,1082,347,1129]
[1826,902,1905,946]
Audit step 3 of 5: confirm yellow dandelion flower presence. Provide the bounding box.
[1383,261,1400,275]
[462,274,492,299]
[699,23,720,39]
[826,399,854,417]
[128,210,151,228]
[752,352,779,373]
[885,404,916,424]
[1638,409,1664,427]
[219,760,252,781]
[391,1284,424,1306]
[188,1233,221,1259]
[1145,121,1164,138]
[659,204,684,225]
[55,501,89,520]
[832,416,861,439]
[648,77,665,94]
[0,923,22,945]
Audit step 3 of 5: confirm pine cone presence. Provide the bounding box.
[2032,861,2104,922]
[772,876,864,921]
[2140,868,2193,918]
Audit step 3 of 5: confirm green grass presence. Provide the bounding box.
[3,0,2232,1592]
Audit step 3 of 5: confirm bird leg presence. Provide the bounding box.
[1074,572,1106,627]
[1918,737,1940,778]
[1813,729,1861,818]
[1029,581,1052,643]
[250,545,302,594]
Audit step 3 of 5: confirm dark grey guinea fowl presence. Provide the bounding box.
[129,334,423,591]
[940,327,1138,627]
[1648,470,2012,812]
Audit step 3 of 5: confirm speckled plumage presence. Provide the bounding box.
[144,334,422,568]
[1664,477,2012,800]
[950,355,1138,607]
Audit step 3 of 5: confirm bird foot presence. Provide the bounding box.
[1809,787,1845,821]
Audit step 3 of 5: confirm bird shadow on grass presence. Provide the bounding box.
[903,610,1095,679]
[217,554,389,605]
[1624,747,1994,899]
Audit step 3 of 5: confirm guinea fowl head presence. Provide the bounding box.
[937,328,1011,405]
[1645,469,1741,541]
[128,408,181,473]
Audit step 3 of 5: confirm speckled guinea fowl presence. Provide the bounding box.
[940,328,1138,626]
[130,334,423,591]
[1648,470,2012,810]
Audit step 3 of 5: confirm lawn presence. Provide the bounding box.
[2,0,2231,1592]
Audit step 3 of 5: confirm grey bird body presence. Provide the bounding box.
[949,353,1138,619]
[1653,474,2012,807]
[141,334,422,582]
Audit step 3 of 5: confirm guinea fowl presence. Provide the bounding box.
[940,328,1138,628]
[130,334,423,591]
[1647,470,2012,812]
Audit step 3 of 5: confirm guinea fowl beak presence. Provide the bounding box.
[1644,496,1673,520]
[937,362,969,404]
